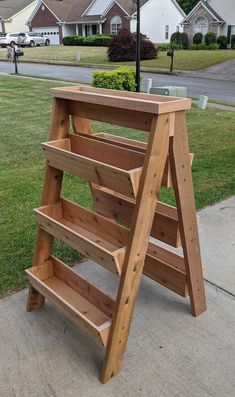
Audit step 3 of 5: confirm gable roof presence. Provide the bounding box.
[28,0,185,24]
[181,0,224,24]
[0,0,34,19]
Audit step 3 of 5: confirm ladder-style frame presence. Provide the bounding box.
[26,86,206,384]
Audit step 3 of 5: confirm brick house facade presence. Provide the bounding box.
[181,0,235,45]
[183,3,220,43]
[102,3,130,35]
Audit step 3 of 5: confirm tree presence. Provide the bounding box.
[177,0,199,14]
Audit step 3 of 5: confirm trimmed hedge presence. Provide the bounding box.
[158,43,181,51]
[217,35,227,49]
[204,32,217,46]
[193,33,203,44]
[170,31,182,45]
[62,34,112,46]
[92,67,137,91]
[107,29,157,62]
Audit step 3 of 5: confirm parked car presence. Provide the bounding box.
[0,32,50,47]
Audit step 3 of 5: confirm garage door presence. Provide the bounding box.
[32,27,60,45]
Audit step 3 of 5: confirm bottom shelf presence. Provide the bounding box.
[26,256,115,346]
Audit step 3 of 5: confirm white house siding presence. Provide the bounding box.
[131,0,184,43]
[4,1,37,33]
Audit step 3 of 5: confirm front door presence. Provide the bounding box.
[92,25,97,35]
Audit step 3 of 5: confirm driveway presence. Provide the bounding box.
[179,58,235,82]
[1,61,235,103]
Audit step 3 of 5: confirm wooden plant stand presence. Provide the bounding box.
[26,86,206,383]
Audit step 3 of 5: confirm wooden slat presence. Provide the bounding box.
[68,100,153,132]
[53,256,116,319]
[52,86,192,115]
[26,258,113,346]
[101,113,170,383]
[34,199,128,275]
[75,132,172,187]
[169,111,206,317]
[92,186,181,247]
[43,138,142,198]
[27,98,70,312]
[144,243,187,297]
[69,133,144,170]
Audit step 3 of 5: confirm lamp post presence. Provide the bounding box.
[132,0,140,92]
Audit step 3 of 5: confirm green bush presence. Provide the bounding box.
[170,31,182,45]
[198,43,208,50]
[204,32,217,46]
[62,34,111,46]
[181,32,189,49]
[158,43,181,51]
[83,35,112,46]
[193,32,203,44]
[62,35,84,46]
[217,35,228,49]
[170,31,189,49]
[208,43,219,50]
[191,44,200,50]
[231,35,235,49]
[92,67,137,91]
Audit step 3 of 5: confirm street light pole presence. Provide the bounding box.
[133,0,140,92]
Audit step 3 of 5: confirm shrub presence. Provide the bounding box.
[158,43,181,51]
[92,67,137,91]
[204,32,217,46]
[83,35,112,46]
[62,34,111,46]
[181,32,189,49]
[231,35,235,49]
[191,44,200,50]
[217,35,227,49]
[208,43,219,50]
[170,31,182,45]
[107,29,157,62]
[198,43,208,50]
[193,33,203,44]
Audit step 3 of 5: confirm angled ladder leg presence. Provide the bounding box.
[100,114,171,383]
[27,98,69,311]
[169,111,206,317]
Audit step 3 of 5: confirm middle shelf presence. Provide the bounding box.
[34,198,188,297]
[42,133,144,198]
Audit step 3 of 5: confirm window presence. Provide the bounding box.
[194,17,208,35]
[110,15,122,35]
[165,25,169,40]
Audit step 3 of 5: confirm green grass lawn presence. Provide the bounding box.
[0,75,234,297]
[1,46,235,70]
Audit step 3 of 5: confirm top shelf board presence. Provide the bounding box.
[51,86,191,115]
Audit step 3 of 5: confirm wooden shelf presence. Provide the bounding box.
[34,198,127,276]
[92,133,194,188]
[92,186,181,248]
[144,243,188,297]
[42,133,143,198]
[26,256,115,346]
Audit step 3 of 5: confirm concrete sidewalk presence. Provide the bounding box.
[0,198,234,397]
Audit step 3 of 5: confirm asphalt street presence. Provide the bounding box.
[1,61,235,103]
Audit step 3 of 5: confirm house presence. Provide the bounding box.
[26,0,185,45]
[0,0,37,34]
[181,0,235,45]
